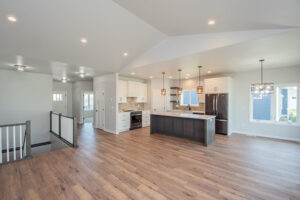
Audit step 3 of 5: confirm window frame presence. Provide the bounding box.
[249,83,300,126]
[180,89,199,107]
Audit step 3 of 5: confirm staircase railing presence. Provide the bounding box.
[50,111,78,147]
[0,121,31,164]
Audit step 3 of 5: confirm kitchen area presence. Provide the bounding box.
[117,73,232,146]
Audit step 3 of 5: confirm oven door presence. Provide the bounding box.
[131,114,142,129]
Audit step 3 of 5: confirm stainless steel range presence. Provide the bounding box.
[130,111,142,130]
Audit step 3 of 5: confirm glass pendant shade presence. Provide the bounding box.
[251,59,274,95]
[161,72,166,96]
[177,88,182,95]
[197,66,204,94]
[177,69,182,95]
[197,86,204,94]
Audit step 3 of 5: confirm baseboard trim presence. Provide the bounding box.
[232,131,300,143]
[103,128,118,134]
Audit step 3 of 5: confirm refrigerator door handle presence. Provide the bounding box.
[212,96,215,115]
[216,95,218,117]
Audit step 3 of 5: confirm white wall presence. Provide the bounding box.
[0,69,52,144]
[72,81,93,123]
[230,66,300,142]
[53,81,73,116]
[93,73,118,133]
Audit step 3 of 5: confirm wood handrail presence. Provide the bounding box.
[0,123,26,128]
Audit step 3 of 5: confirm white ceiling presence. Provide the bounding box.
[113,0,300,36]
[0,0,299,81]
[0,0,165,81]
[120,30,300,79]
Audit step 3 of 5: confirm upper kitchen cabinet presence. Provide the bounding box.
[127,81,147,102]
[204,77,232,94]
[118,80,128,103]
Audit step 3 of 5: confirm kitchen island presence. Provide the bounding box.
[150,112,216,146]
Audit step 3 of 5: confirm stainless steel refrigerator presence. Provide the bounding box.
[205,93,228,135]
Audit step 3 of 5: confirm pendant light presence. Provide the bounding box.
[161,72,166,96]
[177,69,182,95]
[197,66,204,94]
[251,59,274,95]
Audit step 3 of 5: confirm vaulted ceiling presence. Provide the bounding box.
[0,0,299,81]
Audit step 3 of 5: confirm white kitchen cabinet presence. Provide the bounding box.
[204,77,232,94]
[127,81,147,102]
[118,112,130,132]
[137,83,147,103]
[142,110,150,127]
[118,80,127,103]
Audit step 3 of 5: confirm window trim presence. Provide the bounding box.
[180,89,199,107]
[249,83,300,126]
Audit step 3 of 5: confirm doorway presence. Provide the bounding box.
[83,92,94,123]
[53,91,67,115]
[95,90,105,130]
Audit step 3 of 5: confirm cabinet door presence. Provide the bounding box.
[118,80,127,103]
[127,81,138,97]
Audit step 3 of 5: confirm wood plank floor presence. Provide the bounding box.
[1,124,300,200]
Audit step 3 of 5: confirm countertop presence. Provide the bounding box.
[151,112,215,120]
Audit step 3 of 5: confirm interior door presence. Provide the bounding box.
[205,94,215,115]
[52,91,67,115]
[95,90,105,130]
[216,94,228,120]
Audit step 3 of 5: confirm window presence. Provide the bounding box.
[250,85,298,124]
[53,93,63,102]
[181,90,198,106]
[84,93,94,110]
[276,86,297,123]
[252,94,271,121]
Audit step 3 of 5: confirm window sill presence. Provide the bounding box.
[250,120,300,127]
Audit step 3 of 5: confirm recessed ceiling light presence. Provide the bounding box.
[80,38,88,44]
[14,64,26,71]
[7,15,17,23]
[149,76,153,79]
[168,76,172,79]
[207,70,212,74]
[123,52,128,57]
[185,77,189,79]
[208,20,215,25]
[185,74,190,76]
[131,72,135,75]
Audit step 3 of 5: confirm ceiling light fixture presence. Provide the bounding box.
[79,72,86,78]
[186,74,190,77]
[123,52,128,57]
[7,15,17,22]
[161,72,166,96]
[207,70,212,74]
[177,69,182,95]
[251,59,274,95]
[14,64,26,72]
[131,72,135,75]
[208,20,215,25]
[149,76,153,79]
[168,76,172,79]
[197,66,204,94]
[80,38,88,44]
[62,77,67,83]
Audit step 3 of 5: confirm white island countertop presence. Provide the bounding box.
[151,112,215,120]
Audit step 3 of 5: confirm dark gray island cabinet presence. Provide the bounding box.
[150,112,216,146]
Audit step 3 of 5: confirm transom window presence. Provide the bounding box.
[181,90,198,106]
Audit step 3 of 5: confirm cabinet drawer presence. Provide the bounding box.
[119,113,130,120]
